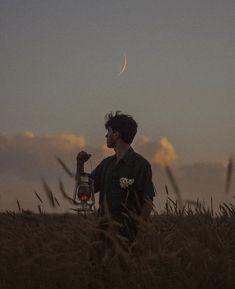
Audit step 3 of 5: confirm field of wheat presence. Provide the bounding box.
[0,200,235,289]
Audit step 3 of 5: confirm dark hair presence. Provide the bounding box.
[105,111,138,144]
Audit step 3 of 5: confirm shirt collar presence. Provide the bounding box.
[111,146,135,164]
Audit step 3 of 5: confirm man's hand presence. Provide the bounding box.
[76,151,91,176]
[141,199,153,222]
[77,151,91,163]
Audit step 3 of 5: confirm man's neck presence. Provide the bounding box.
[114,143,131,162]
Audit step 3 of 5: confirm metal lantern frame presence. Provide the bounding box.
[72,173,96,213]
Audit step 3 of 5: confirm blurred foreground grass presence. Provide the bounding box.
[0,204,235,289]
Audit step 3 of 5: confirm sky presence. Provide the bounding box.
[0,0,234,211]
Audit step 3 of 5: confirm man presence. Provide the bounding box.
[76,111,156,240]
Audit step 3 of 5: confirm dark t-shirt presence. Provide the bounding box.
[90,147,156,216]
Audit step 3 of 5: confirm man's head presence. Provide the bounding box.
[104,111,138,148]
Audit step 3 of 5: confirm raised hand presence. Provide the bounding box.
[76,151,91,163]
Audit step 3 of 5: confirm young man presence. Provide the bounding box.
[76,111,156,240]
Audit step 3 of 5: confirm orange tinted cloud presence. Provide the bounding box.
[0,131,87,178]
[136,135,151,146]
[0,132,233,212]
[45,133,86,151]
[151,137,177,166]
[18,130,35,138]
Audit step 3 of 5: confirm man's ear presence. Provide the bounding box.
[113,131,120,139]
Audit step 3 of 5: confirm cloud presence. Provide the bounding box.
[176,162,230,194]
[135,135,151,146]
[18,130,35,138]
[44,133,86,151]
[151,137,177,166]
[133,136,177,166]
[0,132,234,212]
[133,136,234,209]
[152,161,235,211]
[0,131,91,211]
[0,131,87,179]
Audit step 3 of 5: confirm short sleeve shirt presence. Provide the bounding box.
[90,147,156,216]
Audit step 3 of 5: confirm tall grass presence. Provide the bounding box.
[0,155,233,288]
[0,201,235,289]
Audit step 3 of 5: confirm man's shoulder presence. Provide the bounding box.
[99,155,115,166]
[132,150,151,167]
[91,155,114,175]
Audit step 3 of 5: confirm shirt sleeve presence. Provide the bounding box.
[136,161,156,201]
[90,160,104,193]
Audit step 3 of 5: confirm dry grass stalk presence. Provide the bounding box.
[42,179,55,207]
[210,197,214,217]
[34,191,43,203]
[165,185,169,195]
[55,155,74,178]
[16,199,21,212]
[1,201,235,288]
[54,197,60,207]
[59,179,79,205]
[225,156,233,193]
[37,205,42,214]
[165,165,182,209]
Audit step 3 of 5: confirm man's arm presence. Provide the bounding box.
[76,150,105,194]
[141,199,154,221]
[138,161,156,221]
[76,151,91,177]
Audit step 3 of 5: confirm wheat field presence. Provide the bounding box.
[0,201,235,289]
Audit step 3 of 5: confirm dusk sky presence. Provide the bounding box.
[0,1,234,211]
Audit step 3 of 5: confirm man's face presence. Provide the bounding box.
[105,127,119,148]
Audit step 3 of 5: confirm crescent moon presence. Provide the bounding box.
[118,54,127,76]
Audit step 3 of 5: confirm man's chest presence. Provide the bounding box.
[103,161,137,191]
